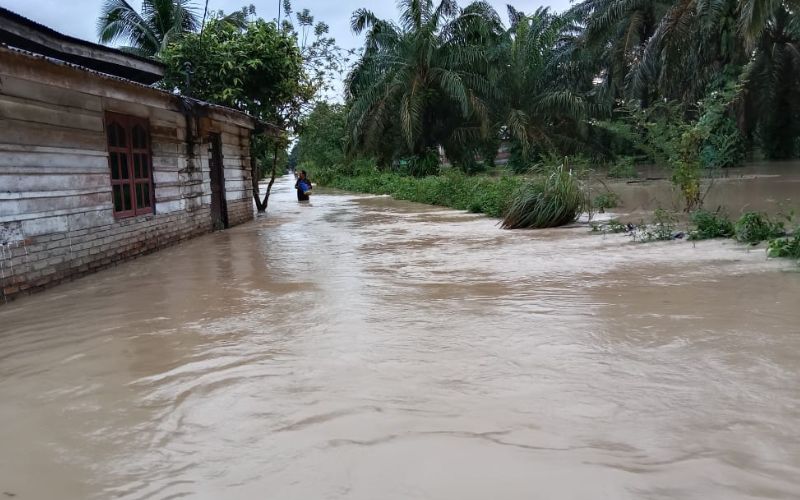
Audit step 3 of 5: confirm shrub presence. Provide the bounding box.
[734,212,785,244]
[399,150,440,177]
[594,191,620,211]
[766,233,800,259]
[688,210,735,240]
[501,167,586,229]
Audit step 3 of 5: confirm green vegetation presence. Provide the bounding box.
[593,192,620,212]
[318,166,521,218]
[631,209,680,243]
[734,212,785,244]
[767,233,800,260]
[688,210,735,240]
[160,18,303,121]
[502,167,586,229]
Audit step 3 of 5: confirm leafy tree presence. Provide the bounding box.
[295,102,347,168]
[160,17,302,122]
[159,14,304,210]
[280,0,351,100]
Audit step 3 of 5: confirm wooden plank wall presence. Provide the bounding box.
[0,47,255,301]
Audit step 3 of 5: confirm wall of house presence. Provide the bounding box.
[0,48,255,302]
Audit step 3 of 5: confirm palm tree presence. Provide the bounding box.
[97,0,248,57]
[495,8,588,159]
[568,0,672,106]
[97,0,201,56]
[738,0,800,43]
[739,4,800,158]
[629,0,745,106]
[344,0,501,166]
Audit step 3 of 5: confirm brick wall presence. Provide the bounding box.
[1,209,212,301]
[227,198,255,227]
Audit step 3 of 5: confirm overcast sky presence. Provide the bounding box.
[1,0,573,51]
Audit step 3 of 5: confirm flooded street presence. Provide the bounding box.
[1,174,799,500]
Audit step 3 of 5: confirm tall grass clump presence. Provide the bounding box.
[501,167,586,229]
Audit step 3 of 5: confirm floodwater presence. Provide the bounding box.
[605,160,800,216]
[1,175,799,500]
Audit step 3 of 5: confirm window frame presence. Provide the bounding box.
[105,112,155,219]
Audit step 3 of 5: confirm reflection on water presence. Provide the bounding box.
[1,175,799,500]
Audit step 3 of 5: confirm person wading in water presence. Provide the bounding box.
[295,170,312,201]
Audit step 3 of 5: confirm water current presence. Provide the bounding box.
[1,175,799,499]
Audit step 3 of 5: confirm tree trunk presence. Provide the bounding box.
[258,142,280,212]
[252,151,267,212]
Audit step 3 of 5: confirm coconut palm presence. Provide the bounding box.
[344,0,502,166]
[97,0,248,57]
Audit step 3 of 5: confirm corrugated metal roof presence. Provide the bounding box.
[0,43,280,130]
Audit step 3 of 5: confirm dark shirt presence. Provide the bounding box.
[295,178,312,201]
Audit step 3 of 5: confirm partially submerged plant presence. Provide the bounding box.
[502,167,586,229]
[591,218,628,234]
[734,212,785,244]
[631,208,680,243]
[766,232,800,260]
[688,209,735,240]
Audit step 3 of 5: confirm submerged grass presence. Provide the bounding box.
[501,167,587,229]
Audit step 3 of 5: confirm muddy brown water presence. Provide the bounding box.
[602,161,800,217]
[1,174,799,499]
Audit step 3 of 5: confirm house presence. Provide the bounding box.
[0,7,267,302]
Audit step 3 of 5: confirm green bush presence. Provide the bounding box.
[766,233,800,259]
[734,212,785,244]
[501,167,587,229]
[688,210,735,240]
[594,191,620,211]
[399,150,440,177]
